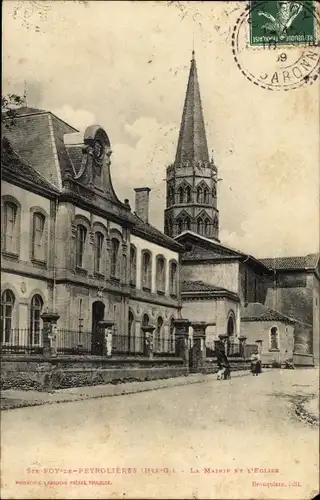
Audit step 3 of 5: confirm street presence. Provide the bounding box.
[1,369,319,500]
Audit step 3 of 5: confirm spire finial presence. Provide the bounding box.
[192,33,195,58]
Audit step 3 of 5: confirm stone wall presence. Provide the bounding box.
[292,353,314,367]
[1,356,188,391]
[182,261,239,294]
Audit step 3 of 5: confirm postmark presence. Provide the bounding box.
[232,1,320,90]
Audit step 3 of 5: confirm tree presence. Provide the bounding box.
[1,92,26,131]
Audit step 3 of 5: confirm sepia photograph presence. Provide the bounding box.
[1,1,319,499]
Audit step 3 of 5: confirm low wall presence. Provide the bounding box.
[203,358,252,374]
[293,353,314,367]
[1,355,188,391]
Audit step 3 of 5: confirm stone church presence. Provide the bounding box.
[163,51,319,366]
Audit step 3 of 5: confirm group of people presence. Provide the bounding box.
[215,342,262,379]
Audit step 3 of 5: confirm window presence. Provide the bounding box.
[169,261,178,296]
[197,186,203,203]
[94,232,104,273]
[155,316,163,352]
[179,186,184,204]
[32,212,45,261]
[141,250,152,290]
[169,317,175,352]
[204,219,210,236]
[3,202,17,253]
[178,220,183,234]
[130,245,137,286]
[186,186,191,203]
[76,225,87,268]
[30,294,43,345]
[197,218,204,235]
[168,188,174,207]
[156,256,166,293]
[1,289,15,344]
[203,188,209,204]
[111,238,120,278]
[270,327,279,350]
[142,314,149,327]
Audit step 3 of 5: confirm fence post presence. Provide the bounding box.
[173,318,190,366]
[141,324,155,358]
[98,320,114,357]
[191,322,207,372]
[238,335,247,358]
[41,312,60,358]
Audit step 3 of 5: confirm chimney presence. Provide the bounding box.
[134,187,151,223]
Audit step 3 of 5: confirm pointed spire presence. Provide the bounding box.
[175,51,209,165]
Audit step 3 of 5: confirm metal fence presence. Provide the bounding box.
[0,329,176,356]
[0,329,44,355]
[205,340,258,359]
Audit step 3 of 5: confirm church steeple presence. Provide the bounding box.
[175,51,209,166]
[164,51,219,241]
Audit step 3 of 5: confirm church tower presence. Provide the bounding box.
[164,51,219,241]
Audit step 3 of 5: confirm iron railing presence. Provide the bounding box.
[205,341,258,359]
[0,329,44,355]
[0,329,176,356]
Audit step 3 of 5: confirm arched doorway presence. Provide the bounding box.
[91,301,105,355]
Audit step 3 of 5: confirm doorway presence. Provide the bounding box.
[91,301,105,355]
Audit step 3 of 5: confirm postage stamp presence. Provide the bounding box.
[232,0,320,90]
[250,0,316,46]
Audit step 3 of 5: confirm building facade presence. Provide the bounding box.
[1,109,183,355]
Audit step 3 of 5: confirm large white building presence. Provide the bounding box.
[1,110,183,356]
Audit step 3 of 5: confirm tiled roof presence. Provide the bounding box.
[260,254,319,270]
[178,231,271,272]
[131,213,184,252]
[1,140,60,195]
[182,280,233,293]
[182,248,240,261]
[10,106,47,116]
[181,280,239,302]
[241,302,297,324]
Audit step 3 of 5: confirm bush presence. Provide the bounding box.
[271,360,281,368]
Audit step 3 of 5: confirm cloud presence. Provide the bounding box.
[50,105,96,131]
[111,117,177,228]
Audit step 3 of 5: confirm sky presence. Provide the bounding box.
[2,0,320,258]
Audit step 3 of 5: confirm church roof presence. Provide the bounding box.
[181,280,240,301]
[260,254,319,271]
[241,303,298,325]
[175,51,210,165]
[176,230,271,273]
